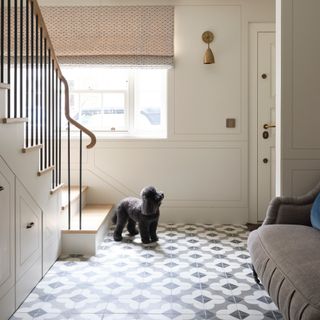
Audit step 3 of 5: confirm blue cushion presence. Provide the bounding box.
[311,192,320,230]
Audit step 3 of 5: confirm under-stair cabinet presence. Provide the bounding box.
[0,156,42,320]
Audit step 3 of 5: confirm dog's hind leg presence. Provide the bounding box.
[127,218,139,236]
[113,209,128,242]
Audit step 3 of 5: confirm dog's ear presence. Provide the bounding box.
[140,187,147,199]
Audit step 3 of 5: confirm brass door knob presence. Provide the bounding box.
[263,158,269,164]
[263,123,276,129]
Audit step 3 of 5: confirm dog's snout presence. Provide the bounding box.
[158,192,164,200]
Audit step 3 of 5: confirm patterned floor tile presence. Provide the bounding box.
[10,312,104,319]
[103,314,139,320]
[105,298,140,313]
[12,224,282,320]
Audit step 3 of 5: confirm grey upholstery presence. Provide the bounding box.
[263,181,320,226]
[248,182,320,320]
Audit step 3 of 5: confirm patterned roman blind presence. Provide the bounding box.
[41,6,174,67]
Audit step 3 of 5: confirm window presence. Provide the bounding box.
[62,66,167,138]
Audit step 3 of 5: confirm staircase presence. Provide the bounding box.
[0,0,114,256]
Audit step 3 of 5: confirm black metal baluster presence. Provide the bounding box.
[39,27,43,170]
[35,14,38,145]
[25,0,29,147]
[59,79,62,185]
[51,62,55,188]
[48,48,51,166]
[68,121,71,230]
[79,130,82,230]
[51,61,54,186]
[7,0,10,117]
[55,71,58,188]
[30,1,33,145]
[1,0,4,83]
[44,39,47,168]
[19,0,22,118]
[13,0,17,117]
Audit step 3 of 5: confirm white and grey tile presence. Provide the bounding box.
[11,224,283,320]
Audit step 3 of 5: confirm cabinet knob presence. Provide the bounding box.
[26,222,35,229]
[0,186,4,191]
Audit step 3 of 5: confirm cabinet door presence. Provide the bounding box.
[0,157,15,319]
[16,180,42,306]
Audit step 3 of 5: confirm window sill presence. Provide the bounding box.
[61,131,167,141]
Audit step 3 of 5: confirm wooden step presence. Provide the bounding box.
[62,204,113,234]
[22,144,43,153]
[61,204,114,256]
[0,83,10,90]
[37,165,54,176]
[1,117,28,124]
[61,185,88,210]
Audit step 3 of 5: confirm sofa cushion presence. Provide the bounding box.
[311,192,320,230]
[248,225,320,320]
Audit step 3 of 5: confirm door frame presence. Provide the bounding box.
[248,23,275,223]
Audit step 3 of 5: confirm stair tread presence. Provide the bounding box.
[37,165,55,176]
[22,144,43,153]
[61,185,88,209]
[1,117,28,124]
[0,83,10,89]
[62,204,114,233]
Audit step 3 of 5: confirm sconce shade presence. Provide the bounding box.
[204,47,215,64]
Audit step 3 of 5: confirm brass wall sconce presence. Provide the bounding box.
[202,31,215,64]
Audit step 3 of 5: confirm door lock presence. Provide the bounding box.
[0,186,4,191]
[261,73,267,79]
[263,158,269,164]
[263,131,269,139]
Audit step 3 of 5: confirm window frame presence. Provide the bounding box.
[63,66,167,138]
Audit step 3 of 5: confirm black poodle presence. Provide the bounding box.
[112,186,164,244]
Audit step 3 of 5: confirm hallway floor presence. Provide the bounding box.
[11,224,283,320]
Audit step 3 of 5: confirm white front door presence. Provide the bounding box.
[257,32,276,221]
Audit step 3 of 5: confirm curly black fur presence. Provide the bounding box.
[112,186,164,244]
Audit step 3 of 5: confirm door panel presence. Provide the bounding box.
[0,157,15,298]
[16,180,42,280]
[257,32,276,221]
[0,157,15,320]
[16,179,42,307]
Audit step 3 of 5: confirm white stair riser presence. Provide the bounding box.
[61,215,110,256]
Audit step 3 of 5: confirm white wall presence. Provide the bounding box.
[279,0,320,196]
[52,0,275,224]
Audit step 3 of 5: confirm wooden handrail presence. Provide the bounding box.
[61,76,96,149]
[30,0,96,149]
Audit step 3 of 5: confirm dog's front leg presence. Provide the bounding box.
[149,220,159,242]
[138,221,151,244]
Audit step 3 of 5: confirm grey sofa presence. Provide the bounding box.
[247,184,320,320]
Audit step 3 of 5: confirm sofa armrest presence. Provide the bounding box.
[263,181,320,226]
[263,197,312,225]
